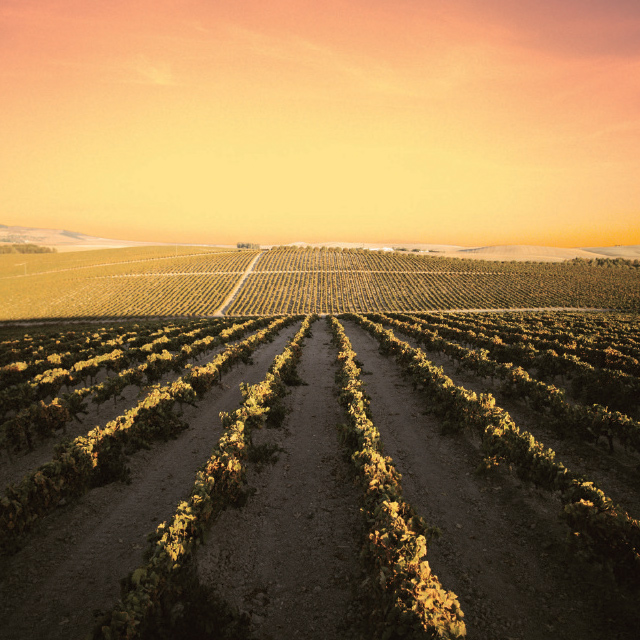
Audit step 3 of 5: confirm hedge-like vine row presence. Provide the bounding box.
[0,316,295,555]
[0,319,229,418]
[0,323,142,368]
[0,318,264,455]
[414,311,640,370]
[0,318,220,386]
[329,316,466,639]
[347,313,640,587]
[417,311,640,359]
[405,313,640,416]
[92,315,316,639]
[375,313,640,454]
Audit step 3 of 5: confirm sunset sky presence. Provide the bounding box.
[1,0,639,247]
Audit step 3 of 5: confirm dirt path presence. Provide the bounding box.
[0,322,300,640]
[249,270,503,275]
[215,252,264,316]
[96,271,246,277]
[342,320,639,640]
[196,320,363,639]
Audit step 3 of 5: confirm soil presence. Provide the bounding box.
[343,321,640,640]
[388,323,640,520]
[0,331,265,489]
[196,321,363,639]
[0,317,638,640]
[0,322,300,640]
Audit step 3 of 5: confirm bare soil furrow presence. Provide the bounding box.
[0,329,262,489]
[343,320,638,640]
[197,321,363,639]
[0,321,300,640]
[390,323,640,520]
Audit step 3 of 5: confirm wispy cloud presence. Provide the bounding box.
[587,118,640,140]
[131,55,174,86]
[42,55,177,88]
[452,0,640,58]
[222,23,422,98]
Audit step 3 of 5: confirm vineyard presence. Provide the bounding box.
[1,246,640,319]
[0,310,639,639]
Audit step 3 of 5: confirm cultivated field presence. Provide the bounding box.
[1,246,639,319]
[1,310,639,639]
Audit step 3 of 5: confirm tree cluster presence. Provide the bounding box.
[0,243,56,254]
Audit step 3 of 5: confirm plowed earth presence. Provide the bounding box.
[1,318,638,640]
[0,330,267,490]
[342,320,639,640]
[0,323,301,640]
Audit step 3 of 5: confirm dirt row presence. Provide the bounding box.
[196,320,363,639]
[1,318,638,639]
[0,327,266,489]
[343,320,639,640]
[0,322,300,640]
[387,321,640,520]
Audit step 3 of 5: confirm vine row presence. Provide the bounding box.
[329,316,465,639]
[92,315,316,639]
[346,313,640,587]
[375,313,640,454]
[0,316,295,554]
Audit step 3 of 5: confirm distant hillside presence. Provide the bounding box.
[0,225,154,251]
[2,225,639,262]
[448,245,618,263]
[281,241,639,263]
[582,245,640,260]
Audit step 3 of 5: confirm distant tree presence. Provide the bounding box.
[0,243,56,254]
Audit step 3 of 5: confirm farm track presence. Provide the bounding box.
[389,324,640,520]
[0,322,301,640]
[197,321,363,638]
[0,330,262,490]
[216,251,265,316]
[250,270,502,275]
[343,320,639,640]
[96,271,247,277]
[0,308,611,329]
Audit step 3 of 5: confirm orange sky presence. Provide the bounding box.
[1,0,639,247]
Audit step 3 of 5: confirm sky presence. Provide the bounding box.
[1,0,639,247]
